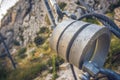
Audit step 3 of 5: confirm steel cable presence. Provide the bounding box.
[78,13,120,38]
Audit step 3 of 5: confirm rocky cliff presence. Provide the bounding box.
[0,0,119,49]
[0,0,120,80]
[0,0,119,55]
[0,0,48,49]
[0,0,78,55]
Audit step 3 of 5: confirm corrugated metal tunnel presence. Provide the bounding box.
[50,19,111,69]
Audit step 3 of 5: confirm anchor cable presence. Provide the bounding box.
[78,13,120,38]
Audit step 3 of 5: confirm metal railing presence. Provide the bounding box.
[0,33,16,69]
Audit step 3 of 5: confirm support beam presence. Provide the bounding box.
[0,33,16,69]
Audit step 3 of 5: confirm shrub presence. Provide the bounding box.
[19,35,24,42]
[0,64,7,80]
[18,48,27,55]
[48,55,64,79]
[29,50,36,57]
[105,36,120,68]
[109,36,120,54]
[83,18,100,24]
[7,62,48,80]
[58,2,67,10]
[47,58,52,67]
[13,40,20,46]
[17,47,27,59]
[109,0,120,11]
[75,1,80,5]
[56,56,64,66]
[47,56,64,68]
[38,27,49,34]
[52,72,58,80]
[52,55,58,80]
[42,43,49,51]
[34,36,45,46]
[43,45,49,51]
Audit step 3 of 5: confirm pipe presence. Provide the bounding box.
[100,68,120,80]
[78,13,120,38]
[43,0,56,29]
[49,0,63,19]
[0,33,16,69]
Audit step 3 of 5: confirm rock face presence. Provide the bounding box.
[0,0,47,49]
[114,7,120,28]
[0,0,119,51]
[0,0,78,54]
[0,0,120,79]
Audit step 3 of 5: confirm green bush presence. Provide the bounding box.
[17,47,27,59]
[83,18,100,24]
[52,55,58,80]
[42,43,49,51]
[0,64,7,80]
[75,1,80,5]
[18,48,27,55]
[13,40,20,46]
[58,2,67,10]
[38,27,50,34]
[56,56,64,66]
[109,0,120,11]
[43,45,49,51]
[105,36,120,68]
[47,56,64,79]
[52,72,58,80]
[47,56,64,67]
[7,63,48,80]
[29,50,36,57]
[19,35,24,42]
[34,36,45,46]
[110,36,120,54]
[47,58,52,67]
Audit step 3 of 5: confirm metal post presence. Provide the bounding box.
[43,0,56,29]
[49,0,63,19]
[0,33,16,69]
